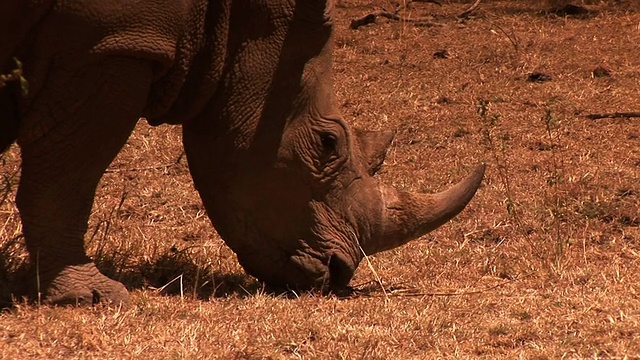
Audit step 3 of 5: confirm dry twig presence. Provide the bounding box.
[349,0,442,29]
[357,243,389,301]
[350,10,439,29]
[353,271,534,298]
[105,151,184,173]
[398,0,443,10]
[584,112,640,120]
[457,0,482,19]
[104,163,177,173]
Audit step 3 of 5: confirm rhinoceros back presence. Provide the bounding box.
[61,0,213,122]
[66,0,231,126]
[3,0,232,142]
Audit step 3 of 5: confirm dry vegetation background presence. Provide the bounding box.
[1,0,640,358]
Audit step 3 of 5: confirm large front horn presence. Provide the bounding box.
[364,163,485,254]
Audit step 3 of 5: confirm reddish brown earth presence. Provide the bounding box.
[1,1,639,358]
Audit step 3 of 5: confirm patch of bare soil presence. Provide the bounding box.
[2,1,640,358]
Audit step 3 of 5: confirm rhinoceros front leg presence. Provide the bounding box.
[16,57,153,306]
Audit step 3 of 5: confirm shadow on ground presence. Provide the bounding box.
[0,248,269,308]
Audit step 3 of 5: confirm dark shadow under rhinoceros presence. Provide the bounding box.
[0,0,484,306]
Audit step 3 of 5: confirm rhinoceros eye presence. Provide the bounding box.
[319,132,337,153]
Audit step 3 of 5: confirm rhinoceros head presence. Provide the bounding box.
[182,1,484,291]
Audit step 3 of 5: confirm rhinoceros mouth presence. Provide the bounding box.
[280,247,356,292]
[239,232,357,292]
[326,252,353,289]
[232,238,356,292]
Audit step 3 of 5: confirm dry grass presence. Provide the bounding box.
[2,1,640,358]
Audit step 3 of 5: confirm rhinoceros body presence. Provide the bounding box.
[0,0,484,306]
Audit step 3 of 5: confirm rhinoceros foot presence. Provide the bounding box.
[39,263,130,307]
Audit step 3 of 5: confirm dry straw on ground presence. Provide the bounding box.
[1,1,640,358]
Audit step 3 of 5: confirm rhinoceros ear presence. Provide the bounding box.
[354,129,395,175]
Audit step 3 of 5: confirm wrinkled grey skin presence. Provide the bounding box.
[0,0,484,306]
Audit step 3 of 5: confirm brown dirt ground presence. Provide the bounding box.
[1,1,640,358]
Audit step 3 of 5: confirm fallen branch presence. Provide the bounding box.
[352,271,534,298]
[105,163,176,173]
[457,0,482,19]
[349,0,442,29]
[350,10,392,29]
[350,10,439,29]
[399,0,443,9]
[584,112,640,120]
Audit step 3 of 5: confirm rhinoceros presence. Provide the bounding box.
[0,0,484,306]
